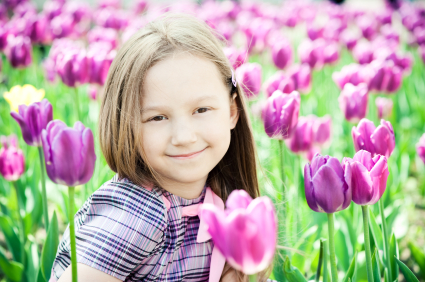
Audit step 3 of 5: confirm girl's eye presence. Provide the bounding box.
[147,108,210,122]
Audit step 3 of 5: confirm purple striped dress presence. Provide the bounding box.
[49,174,276,282]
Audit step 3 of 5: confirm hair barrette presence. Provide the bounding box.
[231,69,237,87]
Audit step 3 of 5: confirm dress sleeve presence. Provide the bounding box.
[63,181,167,281]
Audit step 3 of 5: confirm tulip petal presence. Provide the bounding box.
[199,205,228,257]
[369,156,389,203]
[304,163,320,212]
[226,189,252,212]
[350,161,374,205]
[312,165,345,213]
[78,128,96,185]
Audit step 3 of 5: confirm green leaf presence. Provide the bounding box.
[25,238,40,282]
[384,268,390,282]
[390,233,399,280]
[395,257,419,282]
[408,241,425,278]
[292,225,318,272]
[0,214,22,262]
[40,211,59,281]
[283,255,308,282]
[35,267,46,282]
[372,248,381,282]
[342,251,357,282]
[369,209,384,254]
[0,246,24,281]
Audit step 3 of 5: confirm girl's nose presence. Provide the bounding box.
[170,119,198,146]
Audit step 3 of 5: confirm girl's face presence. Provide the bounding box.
[140,52,239,193]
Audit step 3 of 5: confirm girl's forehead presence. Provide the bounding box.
[141,52,229,108]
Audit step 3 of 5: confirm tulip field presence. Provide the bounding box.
[1,0,425,281]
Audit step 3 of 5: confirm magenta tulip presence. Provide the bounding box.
[223,46,246,70]
[375,97,393,119]
[313,115,332,146]
[235,63,262,99]
[10,99,53,147]
[352,118,395,158]
[304,154,352,213]
[4,34,32,68]
[332,63,375,90]
[56,48,89,87]
[353,41,374,65]
[368,60,402,93]
[199,189,277,275]
[0,135,25,181]
[417,134,425,164]
[261,90,300,139]
[41,120,96,186]
[87,26,118,49]
[340,28,360,51]
[343,150,389,206]
[272,39,292,69]
[298,39,325,70]
[288,64,311,94]
[338,83,369,123]
[285,116,314,153]
[263,72,285,98]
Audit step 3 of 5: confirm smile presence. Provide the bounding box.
[168,148,207,160]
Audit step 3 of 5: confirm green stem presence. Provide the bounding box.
[362,205,374,282]
[12,181,25,265]
[379,199,392,282]
[327,213,338,282]
[68,186,78,282]
[37,147,49,231]
[323,239,329,282]
[248,273,257,282]
[279,140,285,193]
[74,87,81,122]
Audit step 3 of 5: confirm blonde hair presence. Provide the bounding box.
[98,12,273,282]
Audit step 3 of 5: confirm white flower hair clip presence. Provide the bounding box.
[231,69,237,87]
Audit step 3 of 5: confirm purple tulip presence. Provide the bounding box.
[357,14,379,41]
[0,135,25,182]
[380,24,399,46]
[373,47,412,74]
[417,134,425,164]
[56,48,89,87]
[352,118,395,158]
[288,64,312,94]
[199,189,277,274]
[304,154,351,213]
[261,90,300,139]
[368,60,402,93]
[4,34,32,68]
[332,63,375,90]
[29,14,53,45]
[87,26,118,49]
[353,41,374,65]
[94,7,128,30]
[313,115,332,146]
[285,116,314,153]
[50,14,74,39]
[413,26,425,46]
[10,99,53,147]
[263,71,285,98]
[41,120,96,186]
[323,42,339,65]
[338,83,369,123]
[0,25,8,50]
[223,46,246,70]
[298,39,325,70]
[43,1,63,20]
[343,150,389,206]
[340,28,360,50]
[272,39,292,70]
[375,97,393,119]
[235,63,262,99]
[87,43,116,85]
[306,22,324,41]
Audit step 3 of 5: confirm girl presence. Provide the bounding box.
[50,13,277,282]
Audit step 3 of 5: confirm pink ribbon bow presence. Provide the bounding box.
[161,187,225,282]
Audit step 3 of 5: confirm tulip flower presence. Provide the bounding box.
[285,116,314,153]
[323,42,339,65]
[235,63,262,100]
[10,99,53,147]
[261,91,300,139]
[199,189,277,276]
[352,118,395,158]
[312,115,332,146]
[417,134,425,165]
[87,26,118,49]
[340,28,360,50]
[298,39,325,70]
[41,120,96,186]
[357,14,379,40]
[353,41,374,65]
[263,71,285,98]
[272,39,292,69]
[4,34,32,68]
[87,43,116,85]
[287,64,311,94]
[332,63,375,90]
[368,60,402,93]
[223,46,246,70]
[344,150,389,282]
[56,48,89,87]
[0,135,25,182]
[420,45,425,65]
[375,97,393,119]
[338,83,369,123]
[304,153,351,282]
[3,84,45,112]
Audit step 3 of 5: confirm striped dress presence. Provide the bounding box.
[49,174,276,281]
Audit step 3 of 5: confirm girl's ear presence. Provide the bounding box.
[230,93,239,130]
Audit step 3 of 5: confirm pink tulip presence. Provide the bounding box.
[357,14,379,41]
[235,63,262,100]
[87,26,118,49]
[343,150,389,206]
[417,133,425,164]
[285,116,314,153]
[313,115,332,146]
[340,28,360,50]
[332,63,375,90]
[352,118,395,158]
[199,189,277,275]
[375,97,393,119]
[287,64,311,94]
[271,39,292,70]
[368,60,402,93]
[298,38,325,70]
[338,83,369,123]
[261,90,300,139]
[0,135,25,182]
[353,41,374,65]
[223,46,246,70]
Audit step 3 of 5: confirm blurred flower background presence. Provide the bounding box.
[1,0,425,281]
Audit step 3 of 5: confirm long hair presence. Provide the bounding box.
[98,12,273,282]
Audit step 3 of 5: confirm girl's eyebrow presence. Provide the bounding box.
[141,95,218,112]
